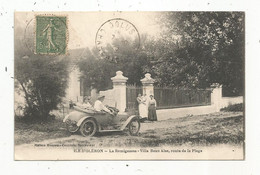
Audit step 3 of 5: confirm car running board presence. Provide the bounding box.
[99,129,123,132]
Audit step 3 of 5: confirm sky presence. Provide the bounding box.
[15,12,162,51]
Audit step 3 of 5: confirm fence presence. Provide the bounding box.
[126,84,142,111]
[154,86,211,109]
[73,71,218,114]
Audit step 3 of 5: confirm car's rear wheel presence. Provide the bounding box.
[128,118,140,136]
[79,119,97,137]
[65,119,79,133]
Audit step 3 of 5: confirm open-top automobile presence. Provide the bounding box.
[63,105,140,137]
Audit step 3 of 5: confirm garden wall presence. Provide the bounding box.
[157,95,243,120]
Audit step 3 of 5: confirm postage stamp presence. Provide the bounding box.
[35,15,67,54]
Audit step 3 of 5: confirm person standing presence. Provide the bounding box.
[137,94,148,121]
[148,94,157,121]
[143,94,148,117]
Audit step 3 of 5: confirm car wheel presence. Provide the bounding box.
[79,119,97,137]
[65,119,79,133]
[128,118,140,136]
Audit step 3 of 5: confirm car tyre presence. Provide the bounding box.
[65,119,79,133]
[79,119,97,137]
[128,118,140,136]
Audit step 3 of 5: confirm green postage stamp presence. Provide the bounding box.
[35,15,67,54]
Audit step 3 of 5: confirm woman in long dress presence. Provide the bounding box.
[148,94,157,121]
[137,94,148,121]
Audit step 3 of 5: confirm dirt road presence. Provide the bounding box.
[15,111,243,147]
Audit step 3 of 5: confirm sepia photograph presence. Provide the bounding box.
[14,11,245,160]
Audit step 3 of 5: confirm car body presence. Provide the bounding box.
[63,105,140,137]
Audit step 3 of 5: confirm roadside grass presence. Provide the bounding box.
[220,103,243,112]
[15,117,71,145]
[139,112,244,147]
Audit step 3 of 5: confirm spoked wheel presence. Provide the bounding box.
[128,118,140,136]
[79,119,97,137]
[65,119,79,133]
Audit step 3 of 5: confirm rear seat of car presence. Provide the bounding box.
[74,106,106,115]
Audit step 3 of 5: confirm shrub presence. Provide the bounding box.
[220,103,243,112]
[15,55,69,120]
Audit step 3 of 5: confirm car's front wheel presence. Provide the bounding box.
[128,118,140,136]
[79,119,97,137]
[65,119,79,133]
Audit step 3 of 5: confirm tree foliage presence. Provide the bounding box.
[77,48,116,92]
[15,29,69,120]
[77,36,149,91]
[148,12,244,95]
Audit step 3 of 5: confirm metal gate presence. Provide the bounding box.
[126,84,142,111]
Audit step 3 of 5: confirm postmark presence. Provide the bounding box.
[35,15,67,55]
[95,18,140,60]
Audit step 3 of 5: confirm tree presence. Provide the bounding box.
[77,36,150,91]
[77,48,117,92]
[15,26,69,120]
[148,12,244,95]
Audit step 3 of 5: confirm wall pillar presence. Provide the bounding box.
[211,83,223,111]
[111,71,128,114]
[141,73,155,97]
[66,67,81,102]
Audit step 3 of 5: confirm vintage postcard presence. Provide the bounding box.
[14,11,245,160]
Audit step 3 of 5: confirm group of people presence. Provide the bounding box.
[72,93,158,122]
[136,93,157,122]
[74,95,113,115]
